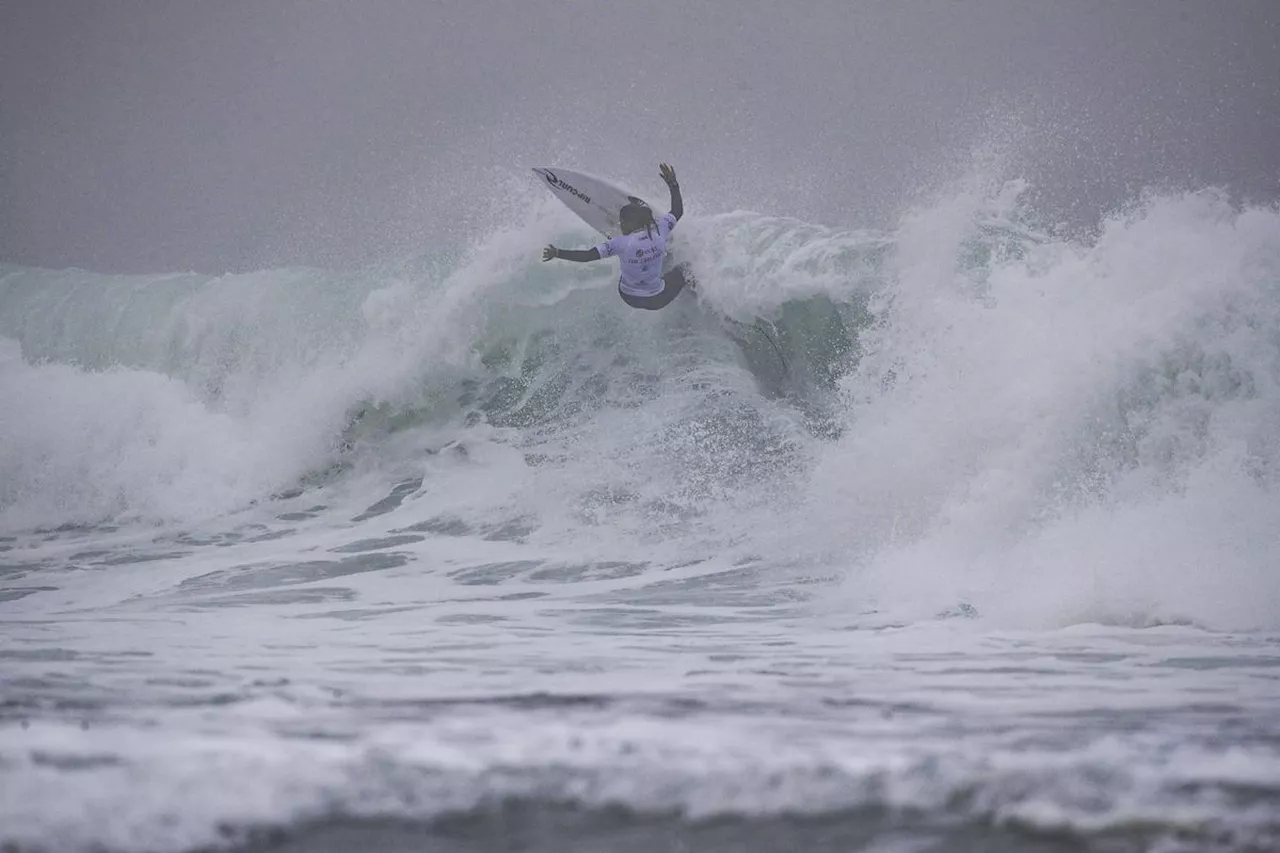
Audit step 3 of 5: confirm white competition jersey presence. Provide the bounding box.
[594,211,678,297]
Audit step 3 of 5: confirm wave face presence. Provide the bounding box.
[3,183,1277,629]
[2,182,1280,853]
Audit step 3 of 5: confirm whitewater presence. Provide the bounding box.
[2,178,1279,853]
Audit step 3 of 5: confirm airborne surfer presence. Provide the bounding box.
[542,163,690,310]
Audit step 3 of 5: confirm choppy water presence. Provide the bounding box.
[2,181,1279,852]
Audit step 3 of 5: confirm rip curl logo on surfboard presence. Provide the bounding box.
[540,169,591,204]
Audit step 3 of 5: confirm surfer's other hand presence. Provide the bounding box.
[542,245,558,262]
[659,163,677,186]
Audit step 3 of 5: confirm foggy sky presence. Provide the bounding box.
[2,0,1277,274]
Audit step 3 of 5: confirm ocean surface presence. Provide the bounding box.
[2,182,1279,852]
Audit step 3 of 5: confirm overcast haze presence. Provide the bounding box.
[2,0,1277,274]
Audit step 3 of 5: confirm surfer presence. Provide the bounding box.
[542,163,690,310]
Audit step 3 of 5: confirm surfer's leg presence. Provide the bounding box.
[675,263,696,292]
[618,266,692,311]
[619,290,664,310]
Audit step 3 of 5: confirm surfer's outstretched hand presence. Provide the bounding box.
[659,163,678,186]
[542,245,558,262]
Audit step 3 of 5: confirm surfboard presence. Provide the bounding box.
[531,167,658,238]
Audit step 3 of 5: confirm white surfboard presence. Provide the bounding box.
[531,166,658,238]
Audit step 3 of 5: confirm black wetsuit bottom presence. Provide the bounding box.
[619,265,693,311]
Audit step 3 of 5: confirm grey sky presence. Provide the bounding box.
[2,0,1276,274]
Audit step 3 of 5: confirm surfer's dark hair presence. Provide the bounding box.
[620,202,657,238]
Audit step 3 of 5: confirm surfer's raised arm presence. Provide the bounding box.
[660,162,682,220]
